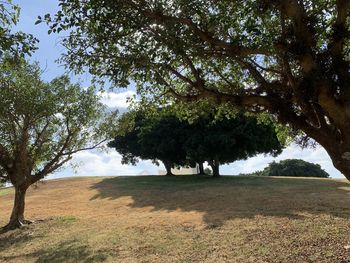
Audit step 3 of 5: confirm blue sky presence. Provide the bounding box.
[12,0,344,178]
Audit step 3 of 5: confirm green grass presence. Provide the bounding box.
[55,215,78,223]
[0,187,13,197]
[1,175,350,262]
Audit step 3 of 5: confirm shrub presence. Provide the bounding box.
[204,168,212,175]
[261,159,330,178]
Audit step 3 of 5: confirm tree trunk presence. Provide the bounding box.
[163,160,174,176]
[210,158,220,177]
[3,185,29,230]
[321,144,350,181]
[198,162,204,175]
[211,164,220,177]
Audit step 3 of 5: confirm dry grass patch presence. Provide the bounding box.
[1,175,350,262]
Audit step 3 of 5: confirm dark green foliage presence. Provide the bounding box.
[108,112,143,166]
[261,159,330,178]
[138,115,190,171]
[109,110,283,176]
[108,111,190,175]
[185,114,283,176]
[203,168,212,175]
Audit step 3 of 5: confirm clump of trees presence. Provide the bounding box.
[44,0,350,180]
[260,159,330,178]
[108,109,283,177]
[0,59,117,230]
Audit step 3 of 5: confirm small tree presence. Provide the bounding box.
[0,60,116,230]
[184,114,283,177]
[261,159,330,178]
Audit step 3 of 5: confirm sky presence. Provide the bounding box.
[11,0,344,179]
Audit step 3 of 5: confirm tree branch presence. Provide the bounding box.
[142,10,271,56]
[329,0,350,57]
[62,139,107,156]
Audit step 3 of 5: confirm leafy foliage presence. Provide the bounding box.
[108,110,189,175]
[0,0,37,59]
[184,113,283,176]
[109,109,283,176]
[260,159,330,178]
[0,59,117,184]
[203,168,212,175]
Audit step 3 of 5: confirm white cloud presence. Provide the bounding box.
[48,149,161,179]
[98,90,136,109]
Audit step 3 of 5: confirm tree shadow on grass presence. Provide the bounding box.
[90,175,350,226]
[0,237,109,263]
[34,240,109,263]
[0,227,40,251]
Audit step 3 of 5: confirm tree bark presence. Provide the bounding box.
[210,158,220,177]
[211,164,220,177]
[320,143,350,181]
[163,160,174,176]
[198,162,204,175]
[3,185,29,230]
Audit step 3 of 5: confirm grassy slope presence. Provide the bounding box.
[1,175,350,262]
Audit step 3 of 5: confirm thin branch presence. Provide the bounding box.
[212,66,236,88]
[247,58,282,75]
[62,139,107,156]
[31,156,72,184]
[163,65,195,86]
[237,59,268,87]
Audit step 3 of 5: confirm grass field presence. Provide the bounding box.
[1,175,350,262]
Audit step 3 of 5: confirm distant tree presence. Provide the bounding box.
[138,114,191,175]
[261,159,330,178]
[110,109,283,177]
[0,59,116,230]
[108,111,190,176]
[108,111,142,166]
[184,114,283,177]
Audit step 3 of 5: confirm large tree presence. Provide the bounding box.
[185,114,283,177]
[44,1,350,179]
[108,111,190,176]
[0,59,116,230]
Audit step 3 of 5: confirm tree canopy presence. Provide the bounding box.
[260,159,330,178]
[0,59,117,230]
[43,0,350,180]
[109,109,283,176]
[108,110,190,176]
[185,114,283,176]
